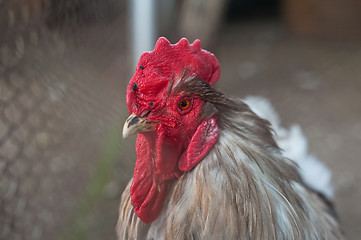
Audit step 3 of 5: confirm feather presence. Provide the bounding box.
[244,96,334,199]
[117,78,345,240]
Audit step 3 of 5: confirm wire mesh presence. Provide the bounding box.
[0,1,131,239]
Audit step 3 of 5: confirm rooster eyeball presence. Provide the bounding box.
[178,100,191,111]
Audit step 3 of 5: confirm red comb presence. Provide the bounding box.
[126,37,220,116]
[135,37,220,86]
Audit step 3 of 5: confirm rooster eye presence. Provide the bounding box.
[178,100,191,110]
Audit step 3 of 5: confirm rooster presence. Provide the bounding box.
[117,37,344,239]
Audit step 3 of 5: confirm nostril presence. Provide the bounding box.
[140,110,151,118]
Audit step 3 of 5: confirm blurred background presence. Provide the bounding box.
[1,0,360,239]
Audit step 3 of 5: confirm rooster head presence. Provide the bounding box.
[123,37,220,223]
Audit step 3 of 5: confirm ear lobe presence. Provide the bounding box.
[178,117,218,172]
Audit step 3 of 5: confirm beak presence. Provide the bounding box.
[122,113,159,138]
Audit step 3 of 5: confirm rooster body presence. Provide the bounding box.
[117,38,344,239]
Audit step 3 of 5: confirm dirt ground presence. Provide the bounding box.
[1,3,361,239]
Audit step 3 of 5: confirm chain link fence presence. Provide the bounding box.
[1,1,132,239]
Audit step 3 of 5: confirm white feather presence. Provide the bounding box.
[244,96,334,199]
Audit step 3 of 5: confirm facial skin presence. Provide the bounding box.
[122,37,220,223]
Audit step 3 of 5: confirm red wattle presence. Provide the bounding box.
[130,118,218,223]
[130,129,183,223]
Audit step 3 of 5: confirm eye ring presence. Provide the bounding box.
[178,99,191,110]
